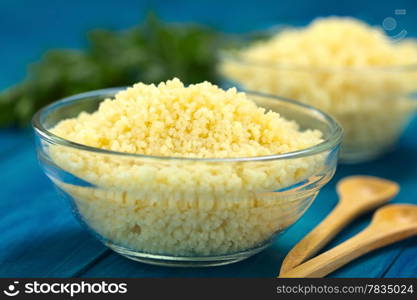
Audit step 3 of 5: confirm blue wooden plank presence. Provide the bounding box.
[383,239,417,278]
[0,129,31,156]
[0,137,109,277]
[1,144,52,202]
[0,190,108,277]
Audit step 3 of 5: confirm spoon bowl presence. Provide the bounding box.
[337,176,399,208]
[370,204,417,229]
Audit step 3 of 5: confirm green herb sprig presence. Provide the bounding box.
[0,14,223,127]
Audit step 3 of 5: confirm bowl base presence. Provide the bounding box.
[106,241,271,267]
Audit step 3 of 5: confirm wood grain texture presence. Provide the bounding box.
[383,238,417,278]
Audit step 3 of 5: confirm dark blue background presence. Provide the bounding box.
[1,0,417,89]
[0,0,416,278]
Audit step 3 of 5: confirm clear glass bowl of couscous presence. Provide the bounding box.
[219,17,417,163]
[33,80,342,267]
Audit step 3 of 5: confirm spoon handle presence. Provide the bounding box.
[279,226,417,278]
[280,202,360,274]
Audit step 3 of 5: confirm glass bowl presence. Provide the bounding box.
[32,88,342,267]
[220,51,417,163]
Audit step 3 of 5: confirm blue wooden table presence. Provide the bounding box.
[1,120,416,278]
[1,0,417,278]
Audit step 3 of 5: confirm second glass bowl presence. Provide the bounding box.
[220,52,417,163]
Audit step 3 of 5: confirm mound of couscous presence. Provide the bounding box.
[48,79,326,257]
[220,17,417,161]
[51,78,322,158]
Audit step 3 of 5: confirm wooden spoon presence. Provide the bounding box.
[280,176,399,275]
[279,204,417,278]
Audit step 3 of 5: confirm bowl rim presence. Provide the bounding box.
[32,87,343,162]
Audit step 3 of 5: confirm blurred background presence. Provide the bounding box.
[1,0,417,85]
[1,0,417,127]
[1,0,417,278]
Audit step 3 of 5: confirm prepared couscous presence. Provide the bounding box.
[220,17,417,161]
[48,79,326,257]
